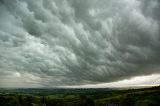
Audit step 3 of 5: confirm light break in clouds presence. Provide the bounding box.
[0,0,160,88]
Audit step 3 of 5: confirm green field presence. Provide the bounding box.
[0,86,160,106]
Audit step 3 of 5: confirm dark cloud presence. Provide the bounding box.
[0,0,160,87]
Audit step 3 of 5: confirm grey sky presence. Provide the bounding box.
[0,0,160,88]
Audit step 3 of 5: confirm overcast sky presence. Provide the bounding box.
[0,0,160,88]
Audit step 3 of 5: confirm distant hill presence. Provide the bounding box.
[0,85,160,106]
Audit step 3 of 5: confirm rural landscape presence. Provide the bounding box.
[0,86,160,106]
[1,0,160,106]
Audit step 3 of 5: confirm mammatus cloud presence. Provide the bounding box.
[0,0,160,87]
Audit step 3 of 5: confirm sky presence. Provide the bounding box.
[0,0,160,88]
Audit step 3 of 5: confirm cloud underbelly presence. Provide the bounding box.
[0,0,160,86]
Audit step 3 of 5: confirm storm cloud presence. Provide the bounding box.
[0,0,160,87]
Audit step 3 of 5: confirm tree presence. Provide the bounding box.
[41,96,46,104]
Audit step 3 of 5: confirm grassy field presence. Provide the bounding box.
[0,86,160,106]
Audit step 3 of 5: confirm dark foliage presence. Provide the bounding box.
[0,86,159,106]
